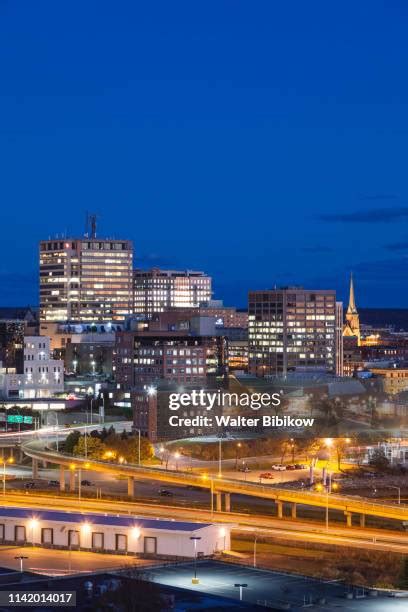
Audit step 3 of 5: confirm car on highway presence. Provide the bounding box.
[271,464,286,471]
[24,481,35,489]
[294,463,308,469]
[286,464,297,470]
[48,480,59,487]
[81,480,93,486]
[238,466,251,472]
[158,489,174,497]
[259,472,274,479]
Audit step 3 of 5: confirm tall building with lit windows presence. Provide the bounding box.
[40,236,133,323]
[133,269,212,319]
[248,287,337,376]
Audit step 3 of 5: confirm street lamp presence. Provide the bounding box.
[218,438,222,477]
[158,445,165,465]
[235,442,242,471]
[3,456,14,495]
[15,556,28,572]
[133,428,141,466]
[388,485,401,505]
[234,583,248,602]
[190,536,202,584]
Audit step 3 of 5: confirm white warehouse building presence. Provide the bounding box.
[0,507,231,558]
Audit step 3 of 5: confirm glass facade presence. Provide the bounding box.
[133,269,212,318]
[248,288,336,376]
[40,239,133,322]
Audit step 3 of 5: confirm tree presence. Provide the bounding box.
[64,430,80,454]
[104,432,154,463]
[369,448,390,471]
[73,436,106,459]
[332,438,351,471]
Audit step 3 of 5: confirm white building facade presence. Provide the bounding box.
[0,336,63,399]
[0,507,230,558]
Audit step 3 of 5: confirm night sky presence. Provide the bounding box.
[1,2,408,308]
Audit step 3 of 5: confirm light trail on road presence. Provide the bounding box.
[1,492,407,553]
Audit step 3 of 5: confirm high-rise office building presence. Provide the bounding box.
[335,301,344,376]
[133,269,212,318]
[248,287,337,376]
[40,231,133,323]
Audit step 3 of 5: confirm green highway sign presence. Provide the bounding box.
[6,415,33,424]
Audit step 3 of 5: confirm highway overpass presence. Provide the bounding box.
[22,439,408,528]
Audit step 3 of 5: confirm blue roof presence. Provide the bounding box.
[0,507,210,532]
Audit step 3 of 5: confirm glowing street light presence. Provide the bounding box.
[28,518,38,546]
[190,536,202,584]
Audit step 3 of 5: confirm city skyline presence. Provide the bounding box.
[2,3,408,307]
[0,216,405,312]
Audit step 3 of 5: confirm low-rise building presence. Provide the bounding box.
[0,506,230,557]
[0,336,63,399]
[365,441,408,465]
[368,366,408,395]
[115,332,228,387]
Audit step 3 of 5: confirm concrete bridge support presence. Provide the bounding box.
[224,493,231,513]
[69,469,75,492]
[127,476,135,498]
[291,503,297,519]
[216,492,222,512]
[59,466,65,492]
[277,501,283,519]
[32,459,39,479]
[360,514,365,528]
[345,511,352,527]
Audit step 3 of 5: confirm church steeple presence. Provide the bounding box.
[347,273,357,314]
[343,272,361,345]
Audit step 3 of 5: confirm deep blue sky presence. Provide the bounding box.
[1,1,408,308]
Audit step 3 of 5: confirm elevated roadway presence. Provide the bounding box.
[22,439,408,528]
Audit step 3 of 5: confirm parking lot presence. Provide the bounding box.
[146,561,408,610]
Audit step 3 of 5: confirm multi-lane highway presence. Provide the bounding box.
[1,491,407,553]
